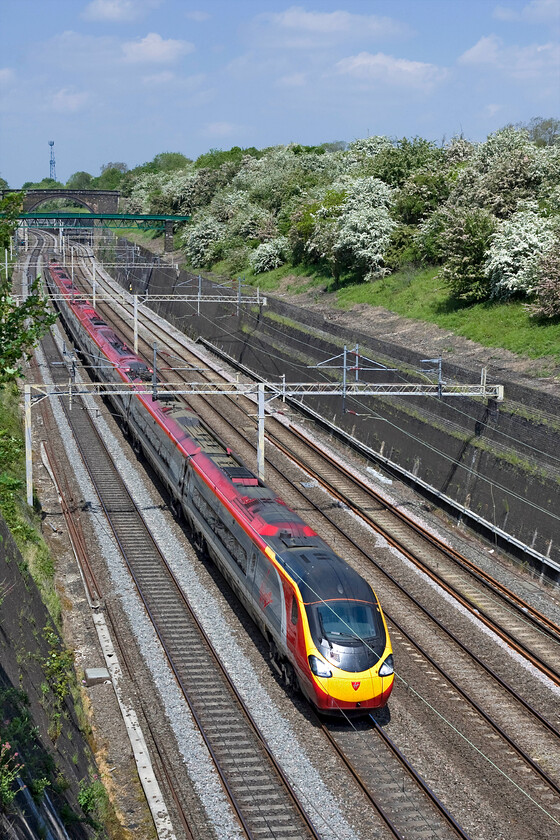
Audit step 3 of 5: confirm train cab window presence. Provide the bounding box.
[291,595,299,626]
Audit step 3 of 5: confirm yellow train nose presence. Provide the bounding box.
[314,671,374,703]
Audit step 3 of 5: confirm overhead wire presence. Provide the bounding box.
[185,299,559,524]
[49,237,560,832]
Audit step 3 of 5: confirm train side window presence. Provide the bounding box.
[291,595,299,626]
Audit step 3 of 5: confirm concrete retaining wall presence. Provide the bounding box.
[111,241,560,576]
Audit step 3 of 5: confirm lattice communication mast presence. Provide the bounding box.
[49,140,56,180]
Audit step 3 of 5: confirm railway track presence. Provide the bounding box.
[39,236,560,837]
[37,326,321,840]
[70,250,560,684]
[322,716,470,840]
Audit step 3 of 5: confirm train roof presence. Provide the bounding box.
[278,548,375,605]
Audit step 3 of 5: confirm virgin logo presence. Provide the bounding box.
[352,681,360,690]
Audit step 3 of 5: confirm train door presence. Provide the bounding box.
[252,552,286,645]
[285,583,299,654]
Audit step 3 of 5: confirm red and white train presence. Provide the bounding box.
[47,258,394,713]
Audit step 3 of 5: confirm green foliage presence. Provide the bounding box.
[42,626,74,744]
[290,188,347,265]
[0,391,60,616]
[384,225,420,271]
[0,741,24,811]
[100,161,128,175]
[194,145,261,171]
[149,152,192,172]
[77,774,111,831]
[529,240,560,319]
[0,197,58,383]
[0,273,58,383]
[48,126,558,345]
[21,178,64,190]
[93,167,125,190]
[43,627,73,707]
[393,169,451,225]
[514,116,560,148]
[65,171,93,190]
[0,686,59,810]
[0,192,23,250]
[440,207,497,301]
[77,776,105,815]
[363,137,445,187]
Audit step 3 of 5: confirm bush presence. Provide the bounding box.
[448,127,546,218]
[485,205,557,299]
[366,137,445,188]
[393,168,451,225]
[439,207,497,301]
[181,216,225,267]
[332,177,396,280]
[250,238,289,274]
[0,742,24,811]
[528,241,560,318]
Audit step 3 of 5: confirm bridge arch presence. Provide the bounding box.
[25,193,95,213]
[1,189,120,214]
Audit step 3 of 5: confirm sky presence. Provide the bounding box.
[0,0,559,187]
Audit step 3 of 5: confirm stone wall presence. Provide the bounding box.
[0,515,96,838]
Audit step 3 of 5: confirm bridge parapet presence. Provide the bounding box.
[1,189,120,214]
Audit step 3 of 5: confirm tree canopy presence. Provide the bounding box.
[116,123,559,316]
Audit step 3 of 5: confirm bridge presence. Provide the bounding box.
[1,188,120,214]
[1,189,190,251]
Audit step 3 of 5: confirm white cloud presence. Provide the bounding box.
[269,6,409,39]
[0,68,15,86]
[277,73,306,87]
[459,35,502,64]
[252,5,411,50]
[41,31,118,73]
[185,10,210,22]
[82,0,161,22]
[335,52,447,91]
[203,121,237,137]
[483,103,503,116]
[142,71,206,90]
[493,0,560,22]
[122,33,194,63]
[50,87,90,113]
[459,35,560,79]
[142,71,176,86]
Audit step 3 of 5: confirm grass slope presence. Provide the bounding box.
[127,232,560,366]
[236,262,560,364]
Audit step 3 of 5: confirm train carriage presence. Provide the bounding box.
[47,259,394,713]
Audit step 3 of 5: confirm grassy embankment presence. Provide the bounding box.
[111,229,560,368]
[214,260,560,368]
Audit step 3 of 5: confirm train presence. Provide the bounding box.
[46,258,394,714]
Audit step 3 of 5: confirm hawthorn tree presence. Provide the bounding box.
[529,240,560,319]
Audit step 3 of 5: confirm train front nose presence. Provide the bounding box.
[313,671,375,710]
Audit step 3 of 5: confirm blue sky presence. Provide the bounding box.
[1,0,559,186]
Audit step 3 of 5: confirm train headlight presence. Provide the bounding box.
[378,654,394,677]
[308,655,332,678]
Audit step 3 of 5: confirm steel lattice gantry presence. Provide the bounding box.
[14,212,191,252]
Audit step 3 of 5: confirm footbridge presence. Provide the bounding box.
[1,188,190,251]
